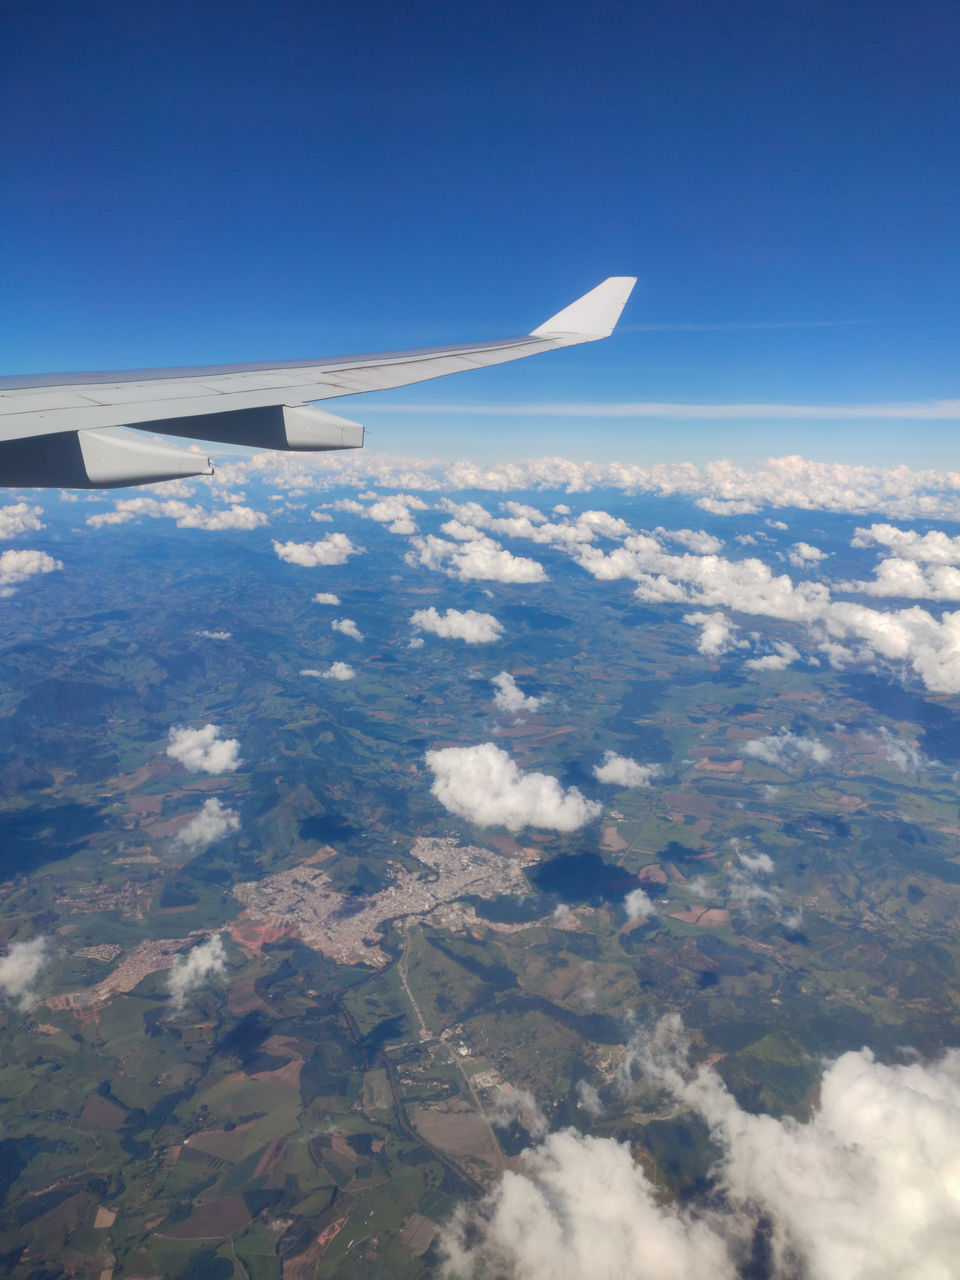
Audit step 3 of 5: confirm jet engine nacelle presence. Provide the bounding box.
[148,404,365,452]
[0,427,213,489]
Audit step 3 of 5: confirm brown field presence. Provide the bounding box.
[668,907,731,927]
[79,1094,126,1131]
[410,1102,499,1171]
[163,1194,250,1239]
[184,1118,260,1163]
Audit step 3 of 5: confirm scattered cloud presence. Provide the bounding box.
[411,607,503,644]
[593,752,662,788]
[447,1018,960,1280]
[624,887,656,922]
[870,726,928,774]
[0,503,44,540]
[406,533,547,583]
[787,540,828,567]
[305,661,356,681]
[312,592,341,605]
[166,724,241,775]
[167,935,227,1011]
[331,617,363,641]
[487,1086,549,1140]
[852,523,960,563]
[174,798,240,851]
[425,743,601,832]
[0,548,62,597]
[743,641,801,671]
[196,629,231,641]
[742,731,832,770]
[272,533,362,566]
[575,1080,604,1119]
[491,672,541,713]
[87,498,267,531]
[683,610,747,656]
[0,937,49,1009]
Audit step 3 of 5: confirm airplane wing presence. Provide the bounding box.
[0,277,635,489]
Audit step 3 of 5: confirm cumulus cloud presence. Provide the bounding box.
[487,1086,549,1140]
[167,935,227,1011]
[331,617,363,641]
[852,523,960,563]
[0,548,62,597]
[683,611,747,656]
[0,937,49,1008]
[272,533,361,566]
[491,672,541,713]
[870,726,928,773]
[87,498,267,531]
[308,661,356,681]
[575,1080,604,1119]
[742,731,832,770]
[411,607,503,644]
[196,629,231,641]
[174,798,240,851]
[312,592,341,605]
[743,641,801,671]
[166,724,241,775]
[843,557,960,600]
[624,887,656,922]
[0,503,44,540]
[367,492,429,534]
[787,540,828,567]
[657,527,723,553]
[425,743,601,832]
[593,752,662,788]
[447,1019,960,1280]
[406,533,547,583]
[442,1126,734,1279]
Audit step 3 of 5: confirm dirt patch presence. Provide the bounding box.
[79,1094,126,1131]
[163,1194,250,1239]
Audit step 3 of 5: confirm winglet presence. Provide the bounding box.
[530,276,637,340]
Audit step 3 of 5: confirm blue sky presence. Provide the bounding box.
[3,0,958,466]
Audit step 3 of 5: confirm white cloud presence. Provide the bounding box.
[657,527,723,553]
[593,752,662,788]
[310,510,333,522]
[315,661,356,681]
[448,1020,960,1280]
[743,641,801,671]
[87,498,267,531]
[683,611,747,656]
[425,743,601,832]
[491,672,541,713]
[575,1080,604,1118]
[406,533,547,583]
[166,724,241,775]
[870,726,927,774]
[442,1126,734,1280]
[0,548,62,597]
[852,523,960,563]
[196,629,231,641]
[167,934,227,1011]
[624,887,656,921]
[411,607,503,644]
[0,503,44,540]
[742,731,832,770]
[331,617,363,641]
[0,937,49,1009]
[313,591,341,605]
[843,557,960,600]
[367,492,428,534]
[787,540,828,567]
[174,798,240,851]
[272,533,362,566]
[487,1086,548,1140]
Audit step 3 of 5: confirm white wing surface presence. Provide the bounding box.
[0,277,635,488]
